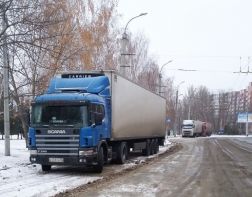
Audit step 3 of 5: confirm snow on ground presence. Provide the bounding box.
[0,138,101,197]
[211,134,252,138]
[0,136,173,197]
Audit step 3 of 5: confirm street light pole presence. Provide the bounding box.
[188,104,191,119]
[2,5,10,156]
[174,81,185,135]
[120,13,147,77]
[158,60,173,95]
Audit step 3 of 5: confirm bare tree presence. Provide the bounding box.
[181,85,215,126]
[0,0,82,139]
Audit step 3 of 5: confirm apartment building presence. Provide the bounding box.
[213,82,252,134]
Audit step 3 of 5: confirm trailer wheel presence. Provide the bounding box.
[150,139,155,155]
[154,139,159,154]
[142,139,151,156]
[116,142,128,164]
[94,146,104,173]
[160,138,165,146]
[41,165,51,171]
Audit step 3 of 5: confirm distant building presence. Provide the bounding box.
[212,82,252,134]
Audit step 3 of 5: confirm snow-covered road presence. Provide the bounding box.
[72,136,252,197]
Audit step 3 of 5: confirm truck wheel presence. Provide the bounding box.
[41,165,51,171]
[160,138,165,146]
[154,139,159,154]
[150,139,155,155]
[94,147,104,173]
[117,142,128,164]
[143,139,151,156]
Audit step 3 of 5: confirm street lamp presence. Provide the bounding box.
[158,60,173,95]
[174,81,185,135]
[123,13,148,35]
[120,13,148,77]
[2,6,10,156]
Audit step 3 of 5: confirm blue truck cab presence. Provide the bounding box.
[28,72,112,172]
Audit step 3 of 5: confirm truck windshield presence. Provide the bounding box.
[31,104,88,127]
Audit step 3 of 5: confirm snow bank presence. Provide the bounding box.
[211,134,252,138]
[0,139,101,197]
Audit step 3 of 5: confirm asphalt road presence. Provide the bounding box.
[70,137,252,197]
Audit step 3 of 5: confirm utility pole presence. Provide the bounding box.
[158,60,173,95]
[174,81,184,135]
[158,73,162,95]
[246,112,248,136]
[174,89,179,134]
[120,13,147,77]
[120,33,129,77]
[246,96,249,136]
[188,103,191,119]
[2,6,10,156]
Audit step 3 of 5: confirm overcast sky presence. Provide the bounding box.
[118,0,252,94]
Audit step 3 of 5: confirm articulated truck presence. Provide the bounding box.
[181,120,212,137]
[28,71,166,172]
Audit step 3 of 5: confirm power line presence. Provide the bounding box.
[159,54,249,59]
[165,68,241,73]
[234,56,251,74]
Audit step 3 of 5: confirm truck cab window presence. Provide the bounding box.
[89,104,105,126]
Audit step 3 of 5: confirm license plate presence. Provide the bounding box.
[49,157,64,163]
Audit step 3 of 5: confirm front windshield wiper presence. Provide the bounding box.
[65,124,74,127]
[33,124,77,128]
[50,124,75,128]
[31,124,49,128]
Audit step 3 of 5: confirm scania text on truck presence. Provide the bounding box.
[28,71,166,172]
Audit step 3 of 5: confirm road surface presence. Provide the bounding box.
[65,137,252,197]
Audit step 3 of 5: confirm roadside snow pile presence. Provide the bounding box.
[0,137,174,197]
[0,139,101,197]
[211,134,252,138]
[122,137,174,168]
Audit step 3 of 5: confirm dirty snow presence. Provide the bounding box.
[0,136,173,197]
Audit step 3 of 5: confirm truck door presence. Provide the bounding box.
[90,103,106,144]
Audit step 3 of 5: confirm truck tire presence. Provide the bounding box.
[41,165,51,171]
[160,138,165,146]
[94,147,104,173]
[116,142,128,164]
[142,139,151,156]
[150,139,155,155]
[154,139,159,154]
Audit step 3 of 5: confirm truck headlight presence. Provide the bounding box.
[79,149,95,156]
[30,150,37,155]
[31,157,37,162]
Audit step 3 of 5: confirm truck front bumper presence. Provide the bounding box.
[29,148,98,166]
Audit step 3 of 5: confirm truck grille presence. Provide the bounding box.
[183,130,192,136]
[36,134,79,156]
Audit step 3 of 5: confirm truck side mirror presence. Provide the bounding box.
[91,123,96,128]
